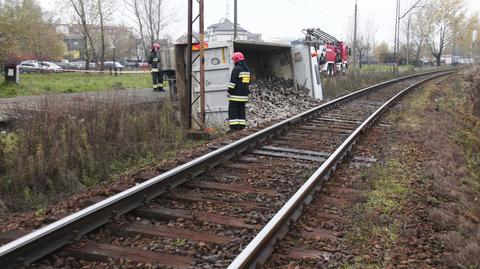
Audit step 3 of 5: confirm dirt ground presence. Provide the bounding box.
[337,70,480,268]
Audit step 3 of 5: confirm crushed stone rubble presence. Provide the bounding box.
[247,77,322,127]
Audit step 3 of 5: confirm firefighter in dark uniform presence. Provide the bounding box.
[227,52,250,132]
[148,43,165,92]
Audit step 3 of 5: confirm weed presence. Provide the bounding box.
[172,238,187,247]
[0,95,186,213]
[323,67,415,99]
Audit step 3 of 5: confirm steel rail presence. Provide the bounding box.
[0,69,451,268]
[227,71,453,269]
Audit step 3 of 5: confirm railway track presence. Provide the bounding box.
[0,70,452,269]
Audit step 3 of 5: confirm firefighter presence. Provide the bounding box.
[148,43,165,92]
[227,52,251,132]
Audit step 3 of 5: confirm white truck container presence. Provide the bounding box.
[291,42,323,100]
[175,40,323,129]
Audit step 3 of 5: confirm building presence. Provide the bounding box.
[206,18,262,42]
[176,19,262,44]
[54,24,84,60]
[54,23,139,61]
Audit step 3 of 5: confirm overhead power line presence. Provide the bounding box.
[400,0,423,19]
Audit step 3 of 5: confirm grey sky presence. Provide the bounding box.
[40,0,480,45]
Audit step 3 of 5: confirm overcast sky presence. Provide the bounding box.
[40,0,480,46]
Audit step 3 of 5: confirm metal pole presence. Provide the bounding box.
[393,0,400,76]
[233,0,238,40]
[353,0,357,68]
[113,46,117,76]
[199,0,206,128]
[187,0,193,128]
[406,13,411,66]
[451,37,455,69]
[472,30,477,63]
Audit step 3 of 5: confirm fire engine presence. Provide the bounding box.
[303,28,350,76]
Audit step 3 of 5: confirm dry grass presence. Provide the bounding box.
[343,68,480,268]
[417,69,480,268]
[0,95,186,215]
[323,68,415,99]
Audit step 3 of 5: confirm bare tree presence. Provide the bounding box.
[124,0,175,58]
[424,0,466,66]
[355,19,376,68]
[409,10,428,65]
[98,0,106,70]
[96,0,113,70]
[69,0,98,69]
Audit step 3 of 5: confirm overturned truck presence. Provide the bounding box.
[175,40,323,129]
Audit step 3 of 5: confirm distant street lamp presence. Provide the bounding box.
[473,30,478,62]
[112,45,117,76]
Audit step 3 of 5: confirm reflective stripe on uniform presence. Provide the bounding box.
[227,95,249,102]
[151,68,159,72]
[228,97,249,102]
[239,71,251,83]
[228,82,236,89]
[228,119,246,125]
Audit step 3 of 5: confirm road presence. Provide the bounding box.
[0,89,171,123]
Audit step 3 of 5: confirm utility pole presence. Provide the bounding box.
[398,0,423,69]
[406,13,411,65]
[199,0,205,127]
[353,0,358,68]
[393,0,400,76]
[233,0,238,40]
[187,0,193,128]
[187,0,206,129]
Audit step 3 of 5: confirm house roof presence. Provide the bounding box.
[208,18,248,33]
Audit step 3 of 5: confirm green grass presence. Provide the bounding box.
[353,64,414,73]
[344,159,410,267]
[0,72,151,98]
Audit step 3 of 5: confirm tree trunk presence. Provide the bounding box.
[83,34,90,70]
[414,45,422,66]
[131,0,148,59]
[98,0,105,70]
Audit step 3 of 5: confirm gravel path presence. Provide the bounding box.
[0,88,170,122]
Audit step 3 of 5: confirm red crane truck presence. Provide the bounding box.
[303,28,350,76]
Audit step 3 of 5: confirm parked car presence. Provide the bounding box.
[139,62,149,68]
[104,61,125,69]
[121,61,136,68]
[18,60,41,73]
[54,61,77,70]
[39,61,63,72]
[70,61,96,70]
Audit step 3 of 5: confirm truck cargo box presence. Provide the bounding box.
[175,40,297,128]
